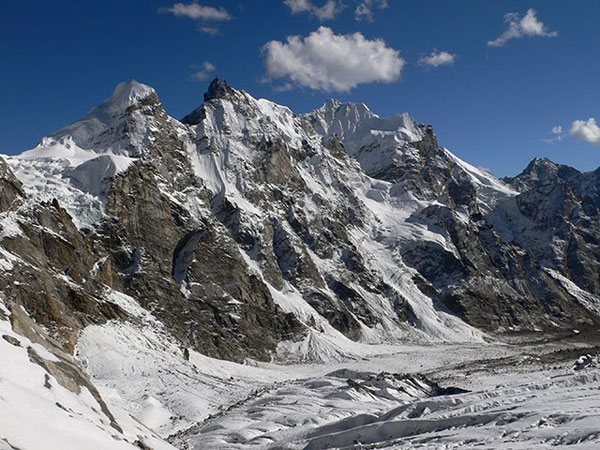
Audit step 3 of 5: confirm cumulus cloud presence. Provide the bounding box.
[570,118,600,145]
[262,26,404,92]
[488,8,557,47]
[283,0,342,21]
[354,0,388,22]
[191,61,216,80]
[418,50,456,68]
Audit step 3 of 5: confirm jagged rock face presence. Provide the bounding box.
[393,155,600,332]
[3,77,600,372]
[403,203,597,331]
[98,153,303,362]
[105,162,183,271]
[203,77,236,102]
[0,197,125,353]
[500,158,600,297]
[179,80,415,341]
[363,126,455,199]
[0,156,25,212]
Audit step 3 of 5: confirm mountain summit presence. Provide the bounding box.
[203,77,235,102]
[97,79,157,113]
[50,79,159,149]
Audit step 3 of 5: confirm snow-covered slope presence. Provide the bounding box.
[7,80,178,224]
[0,297,176,450]
[51,79,157,153]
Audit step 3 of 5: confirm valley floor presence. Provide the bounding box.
[3,292,599,450]
[79,313,600,450]
[179,344,600,449]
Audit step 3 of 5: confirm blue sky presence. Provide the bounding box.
[1,1,599,177]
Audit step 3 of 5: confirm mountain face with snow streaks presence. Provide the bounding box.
[1,77,600,447]
[3,78,600,358]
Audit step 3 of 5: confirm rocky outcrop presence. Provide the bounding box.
[98,155,303,362]
[500,158,600,298]
[403,202,598,331]
[0,156,25,212]
[0,197,125,353]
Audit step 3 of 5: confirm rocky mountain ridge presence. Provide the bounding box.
[1,78,600,447]
[3,78,600,358]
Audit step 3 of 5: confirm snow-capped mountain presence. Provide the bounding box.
[4,76,600,357]
[1,78,600,449]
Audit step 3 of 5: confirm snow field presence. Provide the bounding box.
[74,290,600,449]
[0,297,175,450]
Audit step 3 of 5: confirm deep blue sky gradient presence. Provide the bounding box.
[1,1,598,176]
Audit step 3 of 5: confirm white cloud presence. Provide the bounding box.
[164,3,231,35]
[418,50,456,68]
[283,0,342,21]
[354,0,388,22]
[191,61,216,80]
[262,26,404,92]
[199,26,219,35]
[543,125,566,144]
[283,0,388,22]
[488,8,557,47]
[570,118,600,145]
[166,3,232,21]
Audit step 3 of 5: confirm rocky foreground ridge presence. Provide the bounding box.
[1,78,600,447]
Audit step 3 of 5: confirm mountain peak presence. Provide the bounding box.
[321,98,342,111]
[524,157,559,176]
[530,156,555,166]
[33,79,161,154]
[504,157,560,191]
[204,77,234,102]
[101,79,157,114]
[181,78,241,125]
[315,98,374,118]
